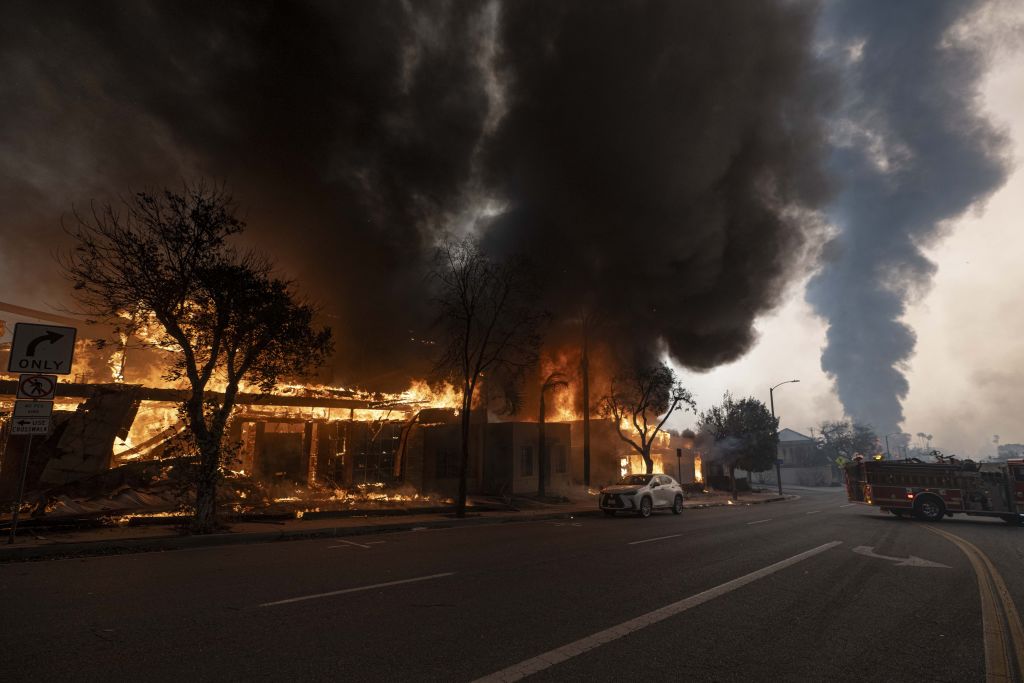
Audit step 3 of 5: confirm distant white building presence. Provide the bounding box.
[746,427,835,487]
[777,428,817,466]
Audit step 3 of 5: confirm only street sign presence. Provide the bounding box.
[10,417,50,436]
[13,400,53,419]
[7,322,77,374]
[16,374,57,400]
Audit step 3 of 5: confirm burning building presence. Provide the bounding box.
[1,301,708,526]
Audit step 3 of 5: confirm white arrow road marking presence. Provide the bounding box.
[747,519,772,525]
[852,545,951,568]
[328,539,371,549]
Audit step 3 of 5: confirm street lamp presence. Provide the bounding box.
[769,379,800,497]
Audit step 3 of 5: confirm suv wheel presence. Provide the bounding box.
[639,496,653,518]
[672,495,684,515]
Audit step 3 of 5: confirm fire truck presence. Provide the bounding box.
[845,457,1024,524]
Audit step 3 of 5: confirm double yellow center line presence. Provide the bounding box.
[926,526,1024,682]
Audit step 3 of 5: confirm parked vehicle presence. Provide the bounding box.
[599,473,684,518]
[845,457,1024,524]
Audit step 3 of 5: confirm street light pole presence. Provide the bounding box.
[769,379,800,497]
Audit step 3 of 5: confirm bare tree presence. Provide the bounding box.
[432,237,546,518]
[538,370,569,497]
[601,362,695,474]
[60,182,332,532]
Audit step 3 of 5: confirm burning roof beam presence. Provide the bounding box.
[0,381,413,411]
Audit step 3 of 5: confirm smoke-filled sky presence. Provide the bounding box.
[1,0,1020,456]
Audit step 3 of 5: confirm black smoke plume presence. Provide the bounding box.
[806,0,1010,434]
[0,1,831,390]
[482,0,832,371]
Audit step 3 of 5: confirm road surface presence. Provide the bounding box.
[1,488,1021,681]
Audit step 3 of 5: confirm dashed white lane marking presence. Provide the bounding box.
[840,503,855,508]
[747,519,772,525]
[472,542,843,682]
[328,539,371,549]
[627,534,682,545]
[258,573,455,608]
[805,510,822,515]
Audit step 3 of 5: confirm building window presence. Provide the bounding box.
[555,445,567,474]
[521,446,534,476]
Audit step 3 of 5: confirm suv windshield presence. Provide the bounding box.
[618,474,653,485]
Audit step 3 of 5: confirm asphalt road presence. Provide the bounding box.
[1,488,1021,682]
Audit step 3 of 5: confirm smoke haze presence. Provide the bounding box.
[807,0,1010,434]
[0,0,1009,412]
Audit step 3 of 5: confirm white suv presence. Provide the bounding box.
[600,474,684,518]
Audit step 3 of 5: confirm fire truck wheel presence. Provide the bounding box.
[913,495,945,522]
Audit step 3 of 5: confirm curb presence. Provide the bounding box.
[0,494,800,562]
[0,508,604,562]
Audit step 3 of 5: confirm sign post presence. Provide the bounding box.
[6,324,74,544]
[8,435,34,545]
[676,448,683,484]
[776,458,784,497]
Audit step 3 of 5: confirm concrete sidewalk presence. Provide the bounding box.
[0,490,795,562]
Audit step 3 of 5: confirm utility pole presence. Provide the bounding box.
[769,379,799,497]
[883,432,902,459]
[581,330,591,488]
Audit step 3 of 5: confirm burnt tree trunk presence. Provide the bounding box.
[192,441,220,533]
[188,385,239,533]
[642,444,654,474]
[729,463,738,500]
